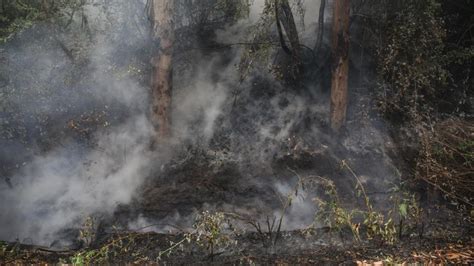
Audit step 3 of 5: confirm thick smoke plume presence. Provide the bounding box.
[0,1,155,246]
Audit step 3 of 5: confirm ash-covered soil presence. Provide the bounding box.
[1,228,472,265]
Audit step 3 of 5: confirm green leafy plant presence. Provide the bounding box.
[343,160,398,244]
[71,249,104,265]
[157,211,237,260]
[0,241,7,258]
[312,161,415,245]
[79,216,96,247]
[312,176,362,242]
[389,185,424,239]
[376,0,448,122]
[0,0,88,42]
[70,231,144,264]
[0,241,22,263]
[193,211,235,257]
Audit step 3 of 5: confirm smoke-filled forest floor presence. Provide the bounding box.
[1,120,473,265]
[1,0,473,265]
[1,148,473,265]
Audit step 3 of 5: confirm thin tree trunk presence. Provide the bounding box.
[275,0,302,79]
[330,0,350,132]
[314,0,326,54]
[150,0,174,140]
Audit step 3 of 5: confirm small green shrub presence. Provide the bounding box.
[313,161,423,244]
[193,211,235,256]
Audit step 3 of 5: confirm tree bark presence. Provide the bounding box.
[275,0,302,79]
[330,0,350,132]
[150,0,174,140]
[314,0,326,54]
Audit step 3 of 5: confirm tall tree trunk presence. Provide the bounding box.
[330,0,350,132]
[150,0,174,140]
[314,0,326,54]
[275,0,302,79]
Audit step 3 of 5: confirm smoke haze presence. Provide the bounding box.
[0,0,399,247]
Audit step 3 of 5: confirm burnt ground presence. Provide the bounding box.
[1,229,473,265]
[1,82,472,264]
[1,144,472,265]
[1,84,472,264]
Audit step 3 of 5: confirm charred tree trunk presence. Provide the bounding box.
[275,0,302,79]
[330,0,350,132]
[150,0,174,141]
[314,0,326,54]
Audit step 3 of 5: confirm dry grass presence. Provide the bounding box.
[417,118,474,207]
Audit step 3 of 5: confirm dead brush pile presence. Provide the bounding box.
[417,118,474,208]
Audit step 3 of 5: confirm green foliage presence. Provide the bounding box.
[377,0,448,121]
[313,176,362,241]
[0,241,22,263]
[238,1,277,81]
[155,211,237,260]
[214,0,251,21]
[0,241,7,258]
[237,0,305,82]
[71,249,105,265]
[374,0,474,121]
[0,0,87,42]
[79,216,96,247]
[417,119,474,208]
[174,0,250,30]
[0,0,42,42]
[192,211,235,256]
[391,188,424,238]
[70,232,147,264]
[313,161,424,245]
[345,160,398,244]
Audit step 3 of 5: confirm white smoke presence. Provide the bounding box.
[0,1,153,246]
[0,115,154,245]
[0,0,401,247]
